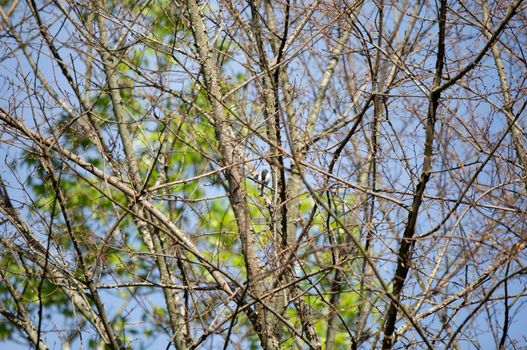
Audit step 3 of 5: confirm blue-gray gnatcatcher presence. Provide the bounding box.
[258,169,271,196]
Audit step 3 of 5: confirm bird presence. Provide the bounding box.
[258,169,271,196]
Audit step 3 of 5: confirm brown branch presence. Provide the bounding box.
[436,0,524,94]
[380,0,447,348]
